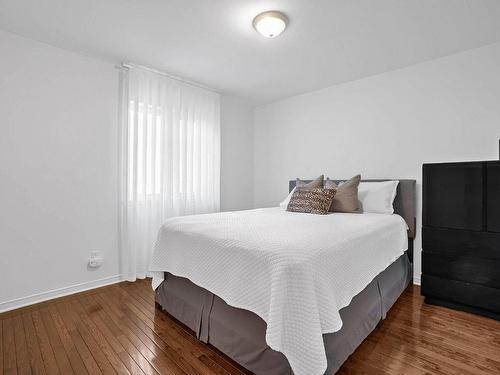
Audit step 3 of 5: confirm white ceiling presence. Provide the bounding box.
[1,0,500,104]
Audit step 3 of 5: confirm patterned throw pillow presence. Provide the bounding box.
[280,175,325,209]
[287,187,337,215]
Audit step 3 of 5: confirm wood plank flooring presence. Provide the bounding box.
[2,280,500,375]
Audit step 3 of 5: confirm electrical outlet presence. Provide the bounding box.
[88,250,103,268]
[90,250,101,259]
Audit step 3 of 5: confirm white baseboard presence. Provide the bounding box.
[0,275,123,313]
[413,275,421,285]
[0,273,422,313]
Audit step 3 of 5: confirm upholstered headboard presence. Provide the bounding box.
[288,179,417,239]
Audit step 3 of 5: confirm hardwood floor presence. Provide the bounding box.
[2,281,500,375]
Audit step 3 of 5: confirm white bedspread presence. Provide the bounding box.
[151,207,408,375]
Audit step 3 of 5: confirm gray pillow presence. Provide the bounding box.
[287,187,336,215]
[324,175,361,213]
[296,174,324,188]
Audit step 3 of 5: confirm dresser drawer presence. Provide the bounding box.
[421,275,500,313]
[422,227,500,259]
[422,162,484,231]
[422,252,500,288]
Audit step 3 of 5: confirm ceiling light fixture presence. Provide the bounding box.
[253,11,288,38]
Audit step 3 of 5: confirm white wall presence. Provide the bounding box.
[254,43,500,283]
[0,30,120,310]
[220,95,254,211]
[0,30,254,310]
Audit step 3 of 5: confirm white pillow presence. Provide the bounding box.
[279,187,296,209]
[358,181,399,214]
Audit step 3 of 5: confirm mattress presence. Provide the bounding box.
[151,207,409,375]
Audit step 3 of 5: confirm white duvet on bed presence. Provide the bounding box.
[151,207,408,375]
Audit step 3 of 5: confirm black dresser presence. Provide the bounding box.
[421,160,500,320]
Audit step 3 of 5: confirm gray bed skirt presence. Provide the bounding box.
[155,254,412,375]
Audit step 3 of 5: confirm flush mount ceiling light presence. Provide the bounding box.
[253,11,288,38]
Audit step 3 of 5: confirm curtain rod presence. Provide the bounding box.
[119,63,221,94]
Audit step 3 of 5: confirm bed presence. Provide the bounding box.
[152,179,416,375]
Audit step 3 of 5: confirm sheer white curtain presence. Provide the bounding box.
[119,66,220,281]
